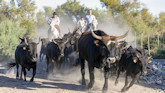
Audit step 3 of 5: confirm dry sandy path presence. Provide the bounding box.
[0,60,164,93]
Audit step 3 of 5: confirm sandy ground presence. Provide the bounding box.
[0,60,164,93]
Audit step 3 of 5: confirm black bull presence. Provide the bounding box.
[39,38,49,62]
[8,38,40,82]
[46,27,80,73]
[46,39,68,73]
[115,46,152,92]
[108,41,129,76]
[78,30,129,92]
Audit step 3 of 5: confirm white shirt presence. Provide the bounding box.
[77,19,85,27]
[47,16,60,26]
[85,15,96,25]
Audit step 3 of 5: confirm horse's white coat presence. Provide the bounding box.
[48,19,60,40]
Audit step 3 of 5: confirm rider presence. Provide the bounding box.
[77,17,85,34]
[47,12,61,40]
[84,9,98,32]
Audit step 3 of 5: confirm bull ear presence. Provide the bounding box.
[94,40,100,46]
[19,37,24,40]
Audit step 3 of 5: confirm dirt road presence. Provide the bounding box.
[0,60,164,93]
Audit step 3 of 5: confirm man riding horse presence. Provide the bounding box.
[84,9,98,32]
[47,12,62,40]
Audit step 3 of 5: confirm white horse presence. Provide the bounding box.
[84,19,98,32]
[48,19,60,41]
[92,19,98,30]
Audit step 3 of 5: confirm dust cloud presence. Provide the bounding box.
[34,16,135,86]
[35,15,135,80]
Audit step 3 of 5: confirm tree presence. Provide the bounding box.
[141,8,153,26]
[43,6,54,20]
[0,0,12,21]
[10,0,37,36]
[56,0,88,22]
[36,10,47,27]
[159,12,165,33]
[0,20,26,58]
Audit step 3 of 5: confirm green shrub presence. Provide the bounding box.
[0,20,26,58]
[153,48,165,59]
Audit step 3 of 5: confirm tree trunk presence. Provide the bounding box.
[141,33,143,49]
[157,35,159,49]
[148,35,150,55]
[135,32,137,48]
[162,34,164,48]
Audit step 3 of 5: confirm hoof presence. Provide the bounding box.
[102,90,107,93]
[30,79,34,82]
[82,79,86,85]
[121,88,127,93]
[87,83,93,90]
[82,81,86,86]
[115,81,118,86]
[102,87,108,93]
[20,78,23,80]
[87,89,92,93]
[16,77,19,80]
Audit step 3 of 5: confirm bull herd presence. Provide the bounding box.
[7,28,152,93]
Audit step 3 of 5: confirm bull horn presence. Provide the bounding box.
[136,52,141,58]
[91,29,102,40]
[24,38,28,45]
[115,31,129,40]
[37,37,41,45]
[64,38,69,44]
[52,39,57,44]
[148,56,152,59]
[72,26,79,35]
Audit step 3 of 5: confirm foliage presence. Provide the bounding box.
[1,0,165,59]
[100,0,165,58]
[56,0,88,21]
[10,0,37,36]
[0,20,26,58]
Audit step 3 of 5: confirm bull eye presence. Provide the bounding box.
[23,47,26,50]
[148,60,152,63]
[133,59,137,63]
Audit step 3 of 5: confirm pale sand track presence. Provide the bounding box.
[0,60,164,93]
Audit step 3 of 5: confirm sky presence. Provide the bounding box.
[34,0,165,17]
[35,0,103,11]
[4,0,165,17]
[139,0,165,16]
